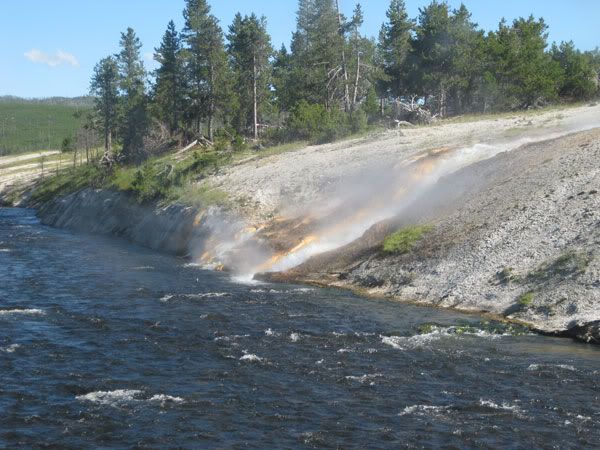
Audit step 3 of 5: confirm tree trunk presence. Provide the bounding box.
[352,52,361,108]
[85,133,89,164]
[208,63,215,141]
[104,123,111,156]
[253,53,258,140]
[439,82,447,117]
[335,0,350,112]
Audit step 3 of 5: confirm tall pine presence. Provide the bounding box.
[153,21,185,136]
[90,56,119,157]
[182,0,231,141]
[227,13,273,139]
[117,27,147,161]
[288,0,343,109]
[377,0,413,99]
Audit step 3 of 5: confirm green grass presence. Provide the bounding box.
[22,124,388,207]
[29,164,107,205]
[0,102,90,155]
[442,101,586,125]
[518,292,535,307]
[167,183,229,207]
[382,224,434,254]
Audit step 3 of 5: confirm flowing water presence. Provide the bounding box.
[0,208,598,448]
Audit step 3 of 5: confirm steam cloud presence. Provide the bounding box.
[192,108,600,280]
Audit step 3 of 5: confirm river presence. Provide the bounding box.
[0,207,598,448]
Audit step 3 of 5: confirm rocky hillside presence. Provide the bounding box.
[265,129,600,343]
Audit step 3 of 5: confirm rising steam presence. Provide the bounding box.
[191,109,600,280]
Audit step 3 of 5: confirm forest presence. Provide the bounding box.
[88,0,600,163]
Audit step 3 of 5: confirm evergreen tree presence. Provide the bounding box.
[90,56,119,156]
[486,16,561,109]
[551,41,597,100]
[288,0,343,108]
[227,13,273,139]
[182,0,231,141]
[446,4,486,114]
[272,44,294,113]
[412,1,453,115]
[377,0,413,99]
[117,27,147,161]
[153,20,185,135]
[347,4,377,110]
[587,48,600,89]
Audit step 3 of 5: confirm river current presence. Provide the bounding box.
[0,207,598,448]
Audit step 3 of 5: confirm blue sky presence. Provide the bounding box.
[1,1,598,98]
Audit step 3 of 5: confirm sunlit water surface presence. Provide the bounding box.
[0,208,598,448]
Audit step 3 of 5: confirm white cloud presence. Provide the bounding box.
[24,49,80,68]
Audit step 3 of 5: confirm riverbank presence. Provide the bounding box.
[263,129,600,344]
[3,104,599,344]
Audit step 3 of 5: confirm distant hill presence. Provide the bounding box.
[0,96,94,107]
[0,98,93,155]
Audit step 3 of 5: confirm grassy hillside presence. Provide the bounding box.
[0,101,91,155]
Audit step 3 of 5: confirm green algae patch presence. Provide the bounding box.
[418,320,531,337]
[518,291,535,307]
[383,225,434,254]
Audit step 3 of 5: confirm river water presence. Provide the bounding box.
[0,207,598,448]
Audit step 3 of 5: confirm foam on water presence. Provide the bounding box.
[76,389,144,406]
[479,399,525,417]
[381,326,513,350]
[214,334,250,342]
[399,404,452,417]
[231,274,262,285]
[381,333,441,350]
[0,344,21,353]
[76,390,184,408]
[186,292,231,299]
[528,363,577,372]
[345,373,384,385]
[149,394,184,405]
[250,287,315,294]
[0,308,45,316]
[240,353,263,362]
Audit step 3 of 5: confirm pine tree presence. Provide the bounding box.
[377,0,413,99]
[551,41,597,100]
[117,27,147,161]
[446,4,485,114]
[288,0,343,109]
[90,56,119,157]
[227,13,273,139]
[272,44,293,114]
[182,0,231,141]
[486,16,561,109]
[153,20,185,135]
[412,1,453,115]
[347,4,376,109]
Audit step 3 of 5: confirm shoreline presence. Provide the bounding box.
[2,106,599,345]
